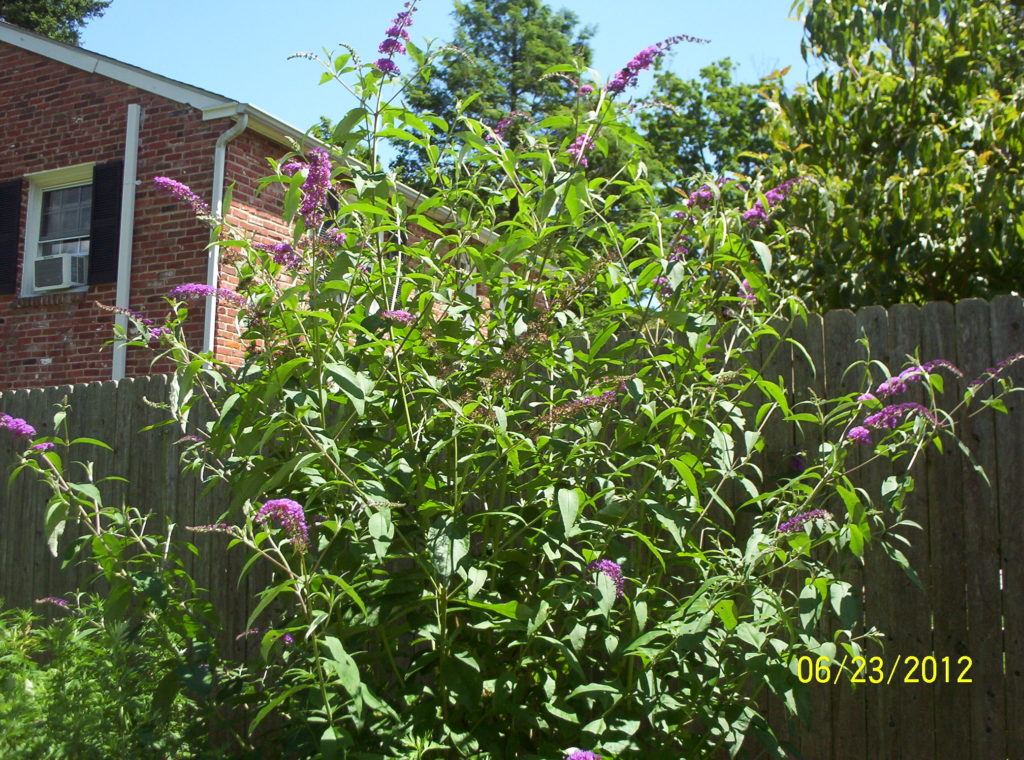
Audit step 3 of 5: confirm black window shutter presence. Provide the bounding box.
[0,179,22,295]
[88,160,124,285]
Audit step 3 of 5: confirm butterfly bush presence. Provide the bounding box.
[153,176,210,216]
[8,5,1023,760]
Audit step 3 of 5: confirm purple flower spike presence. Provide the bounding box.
[35,596,70,608]
[299,148,332,229]
[873,359,963,397]
[587,559,625,599]
[255,242,302,268]
[605,34,708,95]
[742,177,804,228]
[378,38,406,56]
[375,57,401,76]
[862,402,940,430]
[168,283,247,308]
[739,279,757,306]
[1,414,36,437]
[847,426,873,445]
[567,750,602,760]
[373,1,419,78]
[578,84,594,95]
[256,498,310,552]
[567,133,594,167]
[778,509,833,534]
[381,309,415,325]
[320,229,347,247]
[31,442,55,451]
[153,176,210,216]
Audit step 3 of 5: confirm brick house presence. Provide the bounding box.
[0,22,487,392]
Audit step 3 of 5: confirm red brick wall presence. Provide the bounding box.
[0,43,490,391]
[0,44,238,390]
[217,130,293,367]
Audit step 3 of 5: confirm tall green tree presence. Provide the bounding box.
[768,0,1024,309]
[0,0,111,45]
[638,59,775,192]
[396,0,594,175]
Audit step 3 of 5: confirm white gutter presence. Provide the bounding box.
[111,103,142,381]
[202,113,249,355]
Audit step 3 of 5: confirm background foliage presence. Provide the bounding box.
[0,0,111,44]
[767,0,1024,309]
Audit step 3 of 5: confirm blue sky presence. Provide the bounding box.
[81,0,808,135]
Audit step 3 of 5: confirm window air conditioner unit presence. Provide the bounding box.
[34,254,88,291]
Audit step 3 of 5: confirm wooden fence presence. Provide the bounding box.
[1,295,1022,759]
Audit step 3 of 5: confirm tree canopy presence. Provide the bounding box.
[767,0,1024,309]
[395,0,593,175]
[0,0,111,45]
[638,58,775,199]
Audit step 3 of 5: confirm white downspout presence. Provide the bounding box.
[111,103,142,381]
[203,112,248,355]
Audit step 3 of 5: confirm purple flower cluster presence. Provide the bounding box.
[256,498,310,551]
[587,559,625,599]
[567,752,602,760]
[847,401,943,445]
[606,34,708,95]
[968,352,1024,386]
[652,276,673,298]
[863,402,940,429]
[1,414,36,437]
[872,359,963,397]
[739,279,757,307]
[255,242,302,269]
[381,309,415,325]
[153,176,210,216]
[35,596,70,608]
[486,110,530,143]
[168,283,248,308]
[567,133,594,167]
[281,161,305,177]
[577,84,594,96]
[683,183,714,209]
[31,442,55,452]
[300,148,332,229]
[778,509,833,534]
[742,177,803,228]
[846,426,873,445]
[375,1,418,77]
[320,229,348,247]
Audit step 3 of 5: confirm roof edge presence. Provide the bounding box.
[0,21,497,244]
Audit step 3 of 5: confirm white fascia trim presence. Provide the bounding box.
[0,22,231,112]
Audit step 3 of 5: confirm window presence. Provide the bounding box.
[0,161,123,297]
[38,183,93,259]
[22,163,95,295]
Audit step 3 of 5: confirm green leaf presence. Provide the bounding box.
[332,107,367,143]
[323,636,361,696]
[713,599,738,630]
[752,240,773,273]
[557,487,582,537]
[454,598,525,620]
